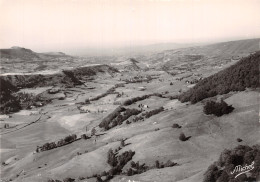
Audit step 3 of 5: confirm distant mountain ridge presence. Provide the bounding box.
[0,46,70,60]
[140,38,260,70]
[0,46,39,60]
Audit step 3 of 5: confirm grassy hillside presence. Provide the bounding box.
[179,51,260,103]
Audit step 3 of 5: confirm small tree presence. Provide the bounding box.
[81,134,87,140]
[85,98,90,104]
[107,149,117,167]
[155,160,160,168]
[36,146,40,153]
[120,139,125,147]
[127,168,134,176]
[91,128,96,136]
[96,176,103,182]
[4,123,9,129]
[237,138,242,142]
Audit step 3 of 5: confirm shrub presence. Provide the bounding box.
[81,134,88,140]
[120,139,125,147]
[203,100,234,117]
[172,123,181,128]
[237,138,243,142]
[63,177,75,182]
[179,132,187,141]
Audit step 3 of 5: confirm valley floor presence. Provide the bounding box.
[0,70,259,182]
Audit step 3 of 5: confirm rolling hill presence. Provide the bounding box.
[137,38,260,72]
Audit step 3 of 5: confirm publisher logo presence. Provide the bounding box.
[231,161,254,178]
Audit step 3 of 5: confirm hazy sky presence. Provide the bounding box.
[0,0,260,52]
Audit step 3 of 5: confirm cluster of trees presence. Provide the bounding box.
[72,65,119,78]
[141,107,164,118]
[90,87,115,101]
[131,115,145,123]
[203,145,260,182]
[126,160,177,176]
[88,84,124,102]
[179,52,260,104]
[122,93,164,106]
[16,92,36,107]
[15,92,48,109]
[126,161,149,176]
[48,178,75,182]
[99,107,141,130]
[123,95,151,106]
[107,149,135,176]
[99,107,125,129]
[124,75,152,84]
[62,70,82,86]
[37,134,77,152]
[203,100,234,117]
[126,107,164,124]
[0,78,21,114]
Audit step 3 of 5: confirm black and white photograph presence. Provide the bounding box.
[0,0,259,181]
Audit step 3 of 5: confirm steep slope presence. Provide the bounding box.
[0,78,21,114]
[179,51,260,103]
